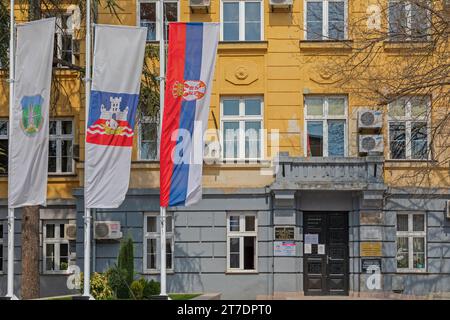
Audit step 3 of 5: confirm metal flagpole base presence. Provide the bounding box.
[0,295,19,300]
[73,294,95,300]
[150,294,171,300]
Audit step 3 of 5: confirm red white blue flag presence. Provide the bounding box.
[160,23,220,207]
[85,25,146,208]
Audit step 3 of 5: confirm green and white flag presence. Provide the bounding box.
[8,18,55,208]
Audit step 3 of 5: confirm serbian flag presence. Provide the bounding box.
[160,23,219,207]
[85,25,146,208]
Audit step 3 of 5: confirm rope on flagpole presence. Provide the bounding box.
[5,0,18,301]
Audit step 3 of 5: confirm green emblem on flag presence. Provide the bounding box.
[20,95,44,136]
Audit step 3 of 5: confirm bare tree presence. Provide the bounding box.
[317,0,449,189]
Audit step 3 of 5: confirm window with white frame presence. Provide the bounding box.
[221,97,263,160]
[305,96,347,157]
[44,11,75,67]
[49,119,74,174]
[388,0,430,41]
[388,97,430,160]
[396,212,426,271]
[43,221,73,273]
[227,213,257,272]
[0,120,8,174]
[138,0,178,41]
[0,222,3,273]
[144,213,174,272]
[221,0,263,41]
[139,116,159,161]
[305,0,347,40]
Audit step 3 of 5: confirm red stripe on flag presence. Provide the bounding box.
[160,23,187,207]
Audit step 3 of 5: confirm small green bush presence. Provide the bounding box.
[79,272,114,300]
[106,264,129,299]
[118,237,134,286]
[130,279,145,300]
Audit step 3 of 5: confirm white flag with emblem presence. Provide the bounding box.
[8,18,56,208]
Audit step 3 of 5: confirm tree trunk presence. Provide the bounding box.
[21,205,40,299]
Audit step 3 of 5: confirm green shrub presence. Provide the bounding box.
[79,272,114,300]
[106,264,129,299]
[130,279,145,300]
[118,237,135,288]
[144,279,160,298]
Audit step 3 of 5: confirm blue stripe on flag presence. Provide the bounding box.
[169,23,204,207]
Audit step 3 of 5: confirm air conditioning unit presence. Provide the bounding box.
[359,135,384,154]
[203,140,221,164]
[94,221,123,240]
[189,0,210,11]
[64,224,77,240]
[446,200,450,219]
[358,109,383,130]
[270,0,293,10]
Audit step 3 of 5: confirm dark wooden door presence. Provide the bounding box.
[303,212,349,296]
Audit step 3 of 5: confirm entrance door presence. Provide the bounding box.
[303,212,349,296]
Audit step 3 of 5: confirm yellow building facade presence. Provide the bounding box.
[0,0,449,299]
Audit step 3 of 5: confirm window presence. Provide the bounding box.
[49,119,74,174]
[388,0,429,41]
[227,213,257,272]
[43,221,73,273]
[305,96,347,157]
[305,0,347,40]
[221,97,263,160]
[221,0,263,41]
[0,222,3,273]
[44,11,75,67]
[396,213,426,271]
[139,116,159,161]
[138,0,178,41]
[144,213,174,272]
[388,97,430,160]
[0,120,8,174]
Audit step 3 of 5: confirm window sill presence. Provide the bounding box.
[142,270,175,275]
[383,41,433,52]
[218,41,268,53]
[225,270,258,274]
[299,40,353,51]
[42,271,71,276]
[396,269,427,274]
[385,159,437,165]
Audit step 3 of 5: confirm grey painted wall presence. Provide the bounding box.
[0,188,449,299]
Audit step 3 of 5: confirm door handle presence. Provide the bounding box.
[326,255,331,264]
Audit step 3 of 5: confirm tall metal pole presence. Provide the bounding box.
[83,0,93,299]
[159,0,167,298]
[6,0,17,300]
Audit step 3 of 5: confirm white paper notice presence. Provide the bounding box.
[318,244,325,255]
[304,234,319,244]
[304,244,312,254]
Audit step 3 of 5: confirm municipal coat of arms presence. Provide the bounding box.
[20,95,44,137]
[86,92,138,147]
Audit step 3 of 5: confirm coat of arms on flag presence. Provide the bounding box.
[20,94,44,136]
[86,91,138,147]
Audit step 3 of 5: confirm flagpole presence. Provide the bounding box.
[159,0,167,298]
[83,0,93,299]
[5,0,17,301]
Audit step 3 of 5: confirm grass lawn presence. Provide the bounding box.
[168,293,201,300]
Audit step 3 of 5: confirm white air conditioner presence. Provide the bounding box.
[359,135,384,154]
[203,140,221,163]
[358,109,383,130]
[270,0,293,9]
[446,200,450,219]
[94,221,123,240]
[64,224,77,240]
[189,0,210,11]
